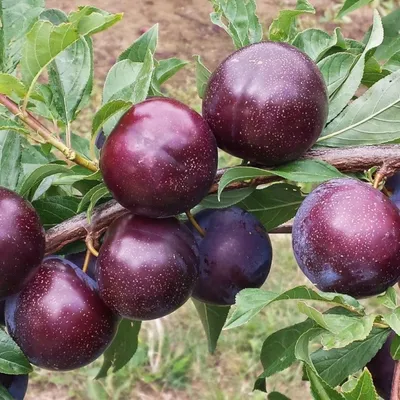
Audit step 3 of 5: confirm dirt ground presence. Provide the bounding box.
[47,0,374,88]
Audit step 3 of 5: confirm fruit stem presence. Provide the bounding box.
[82,249,92,274]
[185,211,205,237]
[0,94,99,172]
[391,361,400,400]
[86,236,100,258]
[373,171,384,189]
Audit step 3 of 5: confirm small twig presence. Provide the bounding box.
[185,210,205,237]
[82,249,92,274]
[86,235,99,258]
[373,172,384,189]
[391,361,400,400]
[0,94,98,172]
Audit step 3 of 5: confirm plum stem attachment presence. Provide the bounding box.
[86,235,100,258]
[373,171,385,189]
[186,211,205,237]
[391,361,400,400]
[82,249,92,274]
[0,94,98,172]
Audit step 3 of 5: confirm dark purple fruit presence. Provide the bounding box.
[386,173,400,209]
[0,187,45,298]
[366,331,395,400]
[186,207,272,305]
[5,257,118,371]
[100,97,218,218]
[97,214,199,320]
[95,129,106,149]
[0,373,28,400]
[202,42,328,166]
[0,300,5,326]
[65,252,97,280]
[292,178,400,298]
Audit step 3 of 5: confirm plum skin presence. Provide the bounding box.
[0,187,45,298]
[202,41,328,166]
[100,97,218,218]
[292,178,400,298]
[0,373,28,400]
[5,257,118,371]
[366,331,395,400]
[65,251,97,280]
[96,214,199,320]
[187,207,273,306]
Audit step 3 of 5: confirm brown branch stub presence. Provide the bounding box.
[391,361,400,400]
[44,144,400,254]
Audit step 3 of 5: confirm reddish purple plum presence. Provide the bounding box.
[5,257,118,371]
[366,331,395,400]
[187,207,272,305]
[97,214,199,320]
[202,42,328,166]
[0,373,28,400]
[292,178,400,298]
[0,187,45,298]
[100,97,218,218]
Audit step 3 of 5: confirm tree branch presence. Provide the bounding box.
[0,94,98,172]
[391,361,400,400]
[44,144,400,255]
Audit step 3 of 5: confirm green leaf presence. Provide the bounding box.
[327,10,384,122]
[390,334,400,360]
[218,161,343,199]
[318,53,358,97]
[77,182,107,213]
[19,164,69,198]
[239,183,303,231]
[0,119,29,136]
[384,51,400,73]
[194,55,211,99]
[224,286,363,330]
[198,187,255,210]
[311,328,390,387]
[268,0,315,42]
[0,385,14,400]
[0,329,32,374]
[298,303,375,349]
[32,196,80,228]
[68,6,123,36]
[192,299,230,354]
[364,8,400,62]
[154,58,188,85]
[337,0,373,19]
[343,369,378,400]
[0,0,44,73]
[292,28,346,62]
[306,366,346,400]
[377,287,397,309]
[0,131,21,191]
[268,393,291,400]
[96,319,141,379]
[42,9,93,124]
[295,327,326,372]
[0,74,27,97]
[256,319,315,385]
[118,24,158,62]
[210,0,262,49]
[92,100,132,136]
[383,307,400,335]
[318,68,400,146]
[87,185,111,221]
[361,56,390,88]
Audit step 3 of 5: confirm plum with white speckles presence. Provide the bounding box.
[5,257,118,371]
[96,214,199,320]
[0,373,28,400]
[95,129,106,150]
[0,187,45,298]
[292,178,400,298]
[187,207,273,306]
[202,42,328,166]
[386,173,400,209]
[100,97,218,218]
[366,331,395,400]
